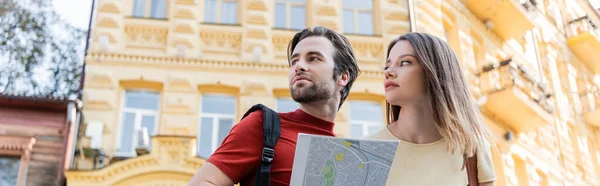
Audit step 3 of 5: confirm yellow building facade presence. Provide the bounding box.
[65,0,600,185]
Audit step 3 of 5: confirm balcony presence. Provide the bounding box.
[464,0,535,41]
[582,86,600,126]
[567,15,600,74]
[478,58,554,133]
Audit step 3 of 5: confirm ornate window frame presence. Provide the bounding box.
[0,136,36,186]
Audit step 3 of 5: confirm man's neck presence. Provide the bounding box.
[389,102,442,144]
[298,99,338,123]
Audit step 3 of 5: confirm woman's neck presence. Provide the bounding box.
[388,102,442,144]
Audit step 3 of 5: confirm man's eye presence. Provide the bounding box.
[310,57,320,61]
[290,59,298,65]
[383,66,389,70]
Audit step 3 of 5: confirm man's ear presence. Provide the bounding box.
[337,71,350,87]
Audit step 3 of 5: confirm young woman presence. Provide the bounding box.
[365,32,496,186]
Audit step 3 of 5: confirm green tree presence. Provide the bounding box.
[0,0,86,98]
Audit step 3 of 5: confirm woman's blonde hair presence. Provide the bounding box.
[386,32,492,157]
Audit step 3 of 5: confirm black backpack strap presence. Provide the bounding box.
[241,104,281,186]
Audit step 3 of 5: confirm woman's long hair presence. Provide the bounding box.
[386,32,492,157]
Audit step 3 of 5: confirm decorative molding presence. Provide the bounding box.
[97,17,119,28]
[0,136,36,186]
[173,24,194,34]
[175,0,196,5]
[247,0,268,11]
[86,52,385,78]
[199,30,242,55]
[87,72,115,89]
[98,2,120,13]
[65,136,204,185]
[174,9,195,20]
[246,29,268,39]
[384,9,409,21]
[316,5,337,17]
[0,136,36,153]
[272,33,294,58]
[124,25,168,50]
[348,38,385,63]
[247,13,268,25]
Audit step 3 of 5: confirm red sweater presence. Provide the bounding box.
[206,109,336,185]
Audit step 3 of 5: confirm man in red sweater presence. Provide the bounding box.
[188,26,360,186]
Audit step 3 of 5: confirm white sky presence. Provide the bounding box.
[53,0,94,30]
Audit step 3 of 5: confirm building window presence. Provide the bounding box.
[204,0,238,24]
[343,0,374,35]
[117,91,160,157]
[274,0,306,30]
[198,95,236,158]
[349,101,383,138]
[277,98,299,112]
[132,0,167,19]
[0,156,20,186]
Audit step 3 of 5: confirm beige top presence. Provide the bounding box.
[364,127,496,186]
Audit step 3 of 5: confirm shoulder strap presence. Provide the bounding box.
[466,154,479,186]
[241,104,281,186]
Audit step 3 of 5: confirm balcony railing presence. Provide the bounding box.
[479,58,555,114]
[567,15,600,38]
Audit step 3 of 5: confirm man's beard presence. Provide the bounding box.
[290,80,333,103]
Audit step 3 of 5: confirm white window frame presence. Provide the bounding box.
[350,120,382,138]
[116,90,160,157]
[132,0,167,19]
[204,0,239,24]
[276,97,299,112]
[274,0,307,30]
[197,94,237,158]
[348,100,383,138]
[343,0,374,35]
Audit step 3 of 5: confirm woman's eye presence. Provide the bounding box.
[400,61,411,66]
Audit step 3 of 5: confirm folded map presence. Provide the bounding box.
[290,133,400,186]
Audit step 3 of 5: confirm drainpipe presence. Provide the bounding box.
[408,0,417,32]
[69,0,96,170]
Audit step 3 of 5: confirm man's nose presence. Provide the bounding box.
[294,59,308,73]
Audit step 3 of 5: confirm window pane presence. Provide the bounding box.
[274,3,286,29]
[125,91,160,110]
[150,0,166,19]
[221,1,238,24]
[350,123,364,138]
[141,115,156,135]
[198,117,214,158]
[343,0,373,9]
[277,99,299,112]
[290,5,306,30]
[367,125,382,136]
[0,156,20,186]
[204,0,217,23]
[119,112,136,154]
[357,12,373,35]
[343,9,354,34]
[201,95,236,114]
[217,118,233,146]
[132,0,146,17]
[349,101,383,122]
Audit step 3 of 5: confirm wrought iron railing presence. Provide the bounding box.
[477,58,555,114]
[567,15,600,38]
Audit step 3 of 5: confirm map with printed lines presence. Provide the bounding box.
[290,134,399,186]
